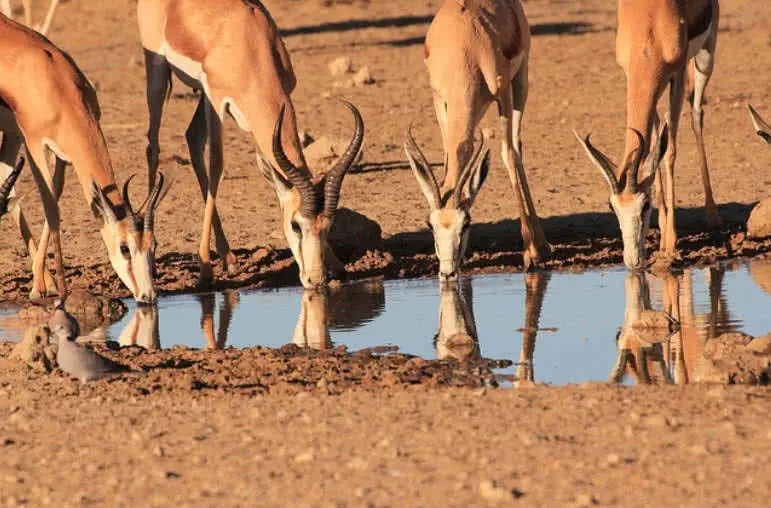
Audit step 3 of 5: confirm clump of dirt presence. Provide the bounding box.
[10,325,57,372]
[0,341,513,393]
[694,333,771,384]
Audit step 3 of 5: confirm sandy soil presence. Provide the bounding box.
[1,339,770,506]
[1,1,771,505]
[1,0,770,301]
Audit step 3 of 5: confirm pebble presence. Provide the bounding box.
[294,450,315,464]
[328,56,353,76]
[478,480,511,502]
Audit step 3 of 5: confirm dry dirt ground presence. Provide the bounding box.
[1,1,771,505]
[1,0,770,299]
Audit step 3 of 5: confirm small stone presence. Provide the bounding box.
[478,480,511,502]
[575,493,597,506]
[295,450,315,463]
[352,67,375,86]
[328,56,353,76]
[643,414,669,429]
[153,446,165,457]
[346,457,369,471]
[606,453,620,466]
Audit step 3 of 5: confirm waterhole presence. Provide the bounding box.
[2,260,770,385]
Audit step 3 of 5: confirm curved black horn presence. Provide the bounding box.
[122,174,138,217]
[453,130,485,205]
[574,131,620,195]
[404,123,441,209]
[323,100,364,216]
[626,129,646,193]
[0,157,24,214]
[272,104,317,218]
[144,172,166,233]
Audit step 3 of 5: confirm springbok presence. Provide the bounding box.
[405,0,550,280]
[749,105,771,145]
[576,0,722,270]
[138,0,363,289]
[0,157,23,218]
[0,15,169,302]
[0,0,59,35]
[434,278,481,362]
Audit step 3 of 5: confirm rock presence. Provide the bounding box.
[478,480,512,502]
[352,66,375,86]
[16,290,127,335]
[328,56,353,77]
[747,198,771,239]
[11,326,57,372]
[329,208,383,253]
[747,335,771,354]
[304,136,364,171]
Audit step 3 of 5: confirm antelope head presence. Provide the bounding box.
[574,125,668,270]
[292,289,332,350]
[0,157,24,218]
[749,104,771,145]
[260,102,364,289]
[90,173,171,304]
[434,278,480,362]
[404,129,490,282]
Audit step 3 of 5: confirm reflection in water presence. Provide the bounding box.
[293,290,332,350]
[198,291,240,350]
[609,272,676,384]
[2,261,769,386]
[292,282,386,350]
[118,304,160,349]
[610,266,741,385]
[515,272,550,385]
[434,279,480,362]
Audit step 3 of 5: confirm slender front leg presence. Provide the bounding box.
[660,73,685,255]
[197,100,226,285]
[21,0,32,26]
[501,64,550,268]
[25,142,63,300]
[38,0,60,35]
[690,38,722,229]
[143,50,171,190]
[0,132,59,293]
[197,293,216,348]
[185,96,237,278]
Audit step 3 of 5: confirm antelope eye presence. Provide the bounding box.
[119,244,130,257]
[290,220,302,235]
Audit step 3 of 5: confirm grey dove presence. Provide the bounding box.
[49,298,140,382]
[48,298,80,342]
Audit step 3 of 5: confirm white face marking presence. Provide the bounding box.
[281,210,327,289]
[610,192,652,270]
[101,225,158,304]
[429,207,471,281]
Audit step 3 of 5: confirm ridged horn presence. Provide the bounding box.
[272,104,318,218]
[323,100,364,216]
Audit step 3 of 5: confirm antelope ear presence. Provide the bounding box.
[573,130,620,194]
[258,153,293,201]
[405,142,441,210]
[639,123,669,190]
[464,150,490,206]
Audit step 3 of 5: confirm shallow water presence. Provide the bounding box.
[2,260,770,385]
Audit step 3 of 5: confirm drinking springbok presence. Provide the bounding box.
[576,0,722,269]
[138,0,363,289]
[0,15,169,302]
[405,0,550,280]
